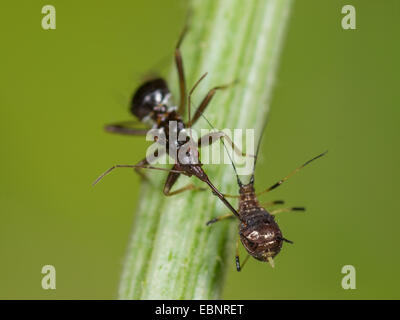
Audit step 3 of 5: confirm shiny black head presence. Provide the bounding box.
[130,78,170,120]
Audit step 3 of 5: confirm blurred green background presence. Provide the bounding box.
[1,0,399,299]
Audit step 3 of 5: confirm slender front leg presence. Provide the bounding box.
[104,121,149,136]
[206,213,235,226]
[163,165,206,196]
[133,146,167,181]
[175,26,188,116]
[186,80,237,127]
[92,163,183,186]
[198,131,255,158]
[134,157,150,181]
[220,193,240,199]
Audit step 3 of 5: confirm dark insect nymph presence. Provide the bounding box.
[205,119,326,270]
[93,28,247,218]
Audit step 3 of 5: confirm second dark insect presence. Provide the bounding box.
[94,28,246,218]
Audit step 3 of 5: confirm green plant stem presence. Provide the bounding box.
[118,0,293,300]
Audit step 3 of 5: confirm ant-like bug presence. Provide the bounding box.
[204,117,327,270]
[93,28,249,218]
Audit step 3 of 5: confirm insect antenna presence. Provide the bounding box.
[187,72,208,129]
[200,114,244,187]
[186,72,208,158]
[248,116,270,185]
[92,164,183,186]
[255,150,328,197]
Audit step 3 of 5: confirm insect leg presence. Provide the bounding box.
[163,165,206,196]
[104,121,149,136]
[176,26,188,116]
[198,131,255,158]
[92,162,182,186]
[262,200,285,207]
[277,236,294,244]
[269,207,305,215]
[235,237,250,272]
[133,157,151,181]
[132,145,168,181]
[235,236,241,271]
[205,213,235,226]
[219,193,240,199]
[186,80,238,127]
